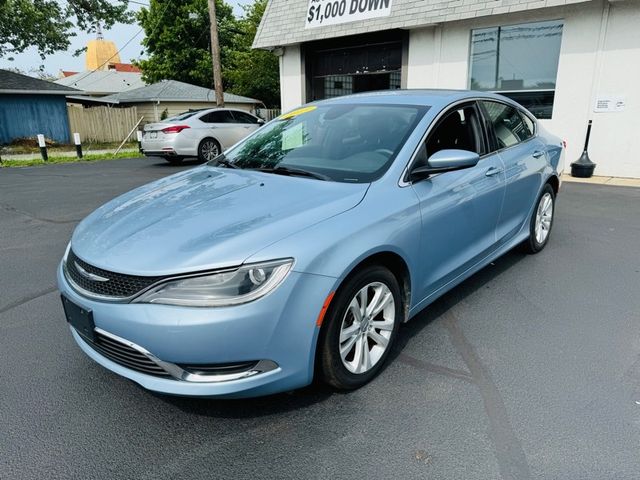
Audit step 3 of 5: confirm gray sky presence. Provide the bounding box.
[0,0,248,75]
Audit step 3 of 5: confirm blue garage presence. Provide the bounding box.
[0,69,79,144]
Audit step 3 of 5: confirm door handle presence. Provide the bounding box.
[485,166,503,177]
[532,150,546,158]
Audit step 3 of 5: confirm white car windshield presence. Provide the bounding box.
[213,104,428,183]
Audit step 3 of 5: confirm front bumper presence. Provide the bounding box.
[57,262,336,398]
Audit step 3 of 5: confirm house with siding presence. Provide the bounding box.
[0,69,79,144]
[77,80,263,124]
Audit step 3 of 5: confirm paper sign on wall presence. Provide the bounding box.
[306,0,393,29]
[594,96,626,113]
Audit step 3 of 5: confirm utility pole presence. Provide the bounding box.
[207,0,225,107]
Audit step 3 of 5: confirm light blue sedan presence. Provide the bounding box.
[58,90,565,398]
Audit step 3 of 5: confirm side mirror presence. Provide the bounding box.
[410,149,480,180]
[257,118,266,125]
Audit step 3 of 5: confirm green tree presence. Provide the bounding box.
[135,0,238,89]
[0,0,131,59]
[226,0,280,107]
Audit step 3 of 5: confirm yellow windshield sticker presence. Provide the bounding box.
[280,106,317,120]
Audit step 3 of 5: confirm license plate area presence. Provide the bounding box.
[150,131,157,139]
[61,295,95,342]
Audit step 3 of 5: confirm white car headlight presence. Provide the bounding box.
[132,259,294,307]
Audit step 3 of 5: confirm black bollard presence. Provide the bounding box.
[74,133,83,159]
[570,120,596,178]
[37,134,48,161]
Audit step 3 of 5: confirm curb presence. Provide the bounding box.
[561,174,640,188]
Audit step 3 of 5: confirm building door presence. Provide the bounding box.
[305,31,405,101]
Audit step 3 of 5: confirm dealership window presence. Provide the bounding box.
[469,20,563,119]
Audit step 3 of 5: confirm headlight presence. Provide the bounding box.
[132,259,294,307]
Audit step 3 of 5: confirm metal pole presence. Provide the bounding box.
[207,0,225,107]
[37,134,48,161]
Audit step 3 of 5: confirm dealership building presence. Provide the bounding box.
[254,0,640,178]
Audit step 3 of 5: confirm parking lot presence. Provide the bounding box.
[1,157,639,479]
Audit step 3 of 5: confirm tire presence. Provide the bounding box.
[521,183,555,254]
[197,138,221,163]
[317,265,402,390]
[164,157,183,165]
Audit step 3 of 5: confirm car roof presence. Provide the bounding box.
[311,89,520,111]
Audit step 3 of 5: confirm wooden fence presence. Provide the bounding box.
[67,106,139,143]
[256,108,281,122]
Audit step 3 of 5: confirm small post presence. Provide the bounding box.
[136,130,143,153]
[37,134,48,161]
[570,120,597,178]
[73,133,83,159]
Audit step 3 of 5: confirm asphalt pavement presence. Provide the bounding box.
[1,158,639,479]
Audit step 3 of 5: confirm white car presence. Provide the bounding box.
[141,108,265,164]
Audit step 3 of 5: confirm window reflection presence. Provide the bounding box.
[470,20,563,119]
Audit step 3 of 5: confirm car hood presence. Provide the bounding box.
[71,166,369,275]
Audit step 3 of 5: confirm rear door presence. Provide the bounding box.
[200,110,247,149]
[479,101,547,243]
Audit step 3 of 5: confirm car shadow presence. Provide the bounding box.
[147,156,203,168]
[157,249,528,417]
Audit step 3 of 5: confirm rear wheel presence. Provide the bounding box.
[198,138,221,163]
[317,265,402,390]
[521,183,555,254]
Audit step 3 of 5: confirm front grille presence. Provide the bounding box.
[65,249,166,299]
[85,330,171,377]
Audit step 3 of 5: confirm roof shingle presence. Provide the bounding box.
[0,69,79,95]
[98,80,261,104]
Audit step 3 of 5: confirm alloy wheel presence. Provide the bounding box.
[339,282,395,374]
[201,140,219,161]
[534,192,553,244]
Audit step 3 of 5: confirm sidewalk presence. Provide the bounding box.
[562,173,640,188]
[1,148,139,161]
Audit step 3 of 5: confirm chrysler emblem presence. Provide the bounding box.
[74,262,109,282]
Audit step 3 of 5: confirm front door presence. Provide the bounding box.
[410,102,506,302]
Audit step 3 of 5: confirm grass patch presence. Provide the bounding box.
[0,151,143,168]
[1,140,139,155]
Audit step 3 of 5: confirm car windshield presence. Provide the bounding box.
[212,104,428,183]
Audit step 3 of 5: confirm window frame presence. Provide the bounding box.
[200,110,237,124]
[229,110,261,125]
[424,101,488,160]
[401,100,492,185]
[478,99,538,154]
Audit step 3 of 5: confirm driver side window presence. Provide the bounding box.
[425,104,485,161]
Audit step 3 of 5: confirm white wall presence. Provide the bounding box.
[280,45,305,111]
[406,0,640,178]
[277,0,640,177]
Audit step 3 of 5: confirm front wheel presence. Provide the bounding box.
[521,183,555,254]
[317,265,402,390]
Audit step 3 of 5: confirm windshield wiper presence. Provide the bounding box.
[255,166,331,181]
[212,154,239,169]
